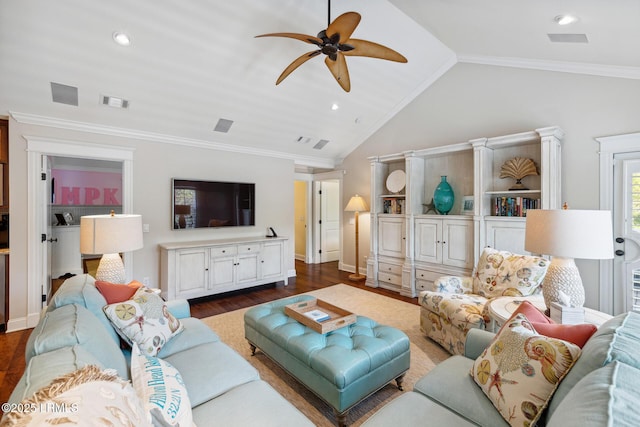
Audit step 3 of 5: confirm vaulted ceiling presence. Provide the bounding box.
[1,1,638,169]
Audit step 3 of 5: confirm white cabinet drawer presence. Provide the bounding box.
[378,272,402,286]
[415,280,430,292]
[210,246,237,257]
[379,262,402,276]
[238,244,260,253]
[415,269,442,283]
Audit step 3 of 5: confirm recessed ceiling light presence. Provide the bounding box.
[554,15,577,25]
[112,32,131,46]
[331,103,339,111]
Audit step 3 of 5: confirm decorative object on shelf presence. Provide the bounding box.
[525,206,614,314]
[433,176,454,215]
[499,157,539,190]
[345,195,368,282]
[385,169,406,194]
[422,198,437,214]
[174,204,191,228]
[80,210,144,283]
[461,196,474,216]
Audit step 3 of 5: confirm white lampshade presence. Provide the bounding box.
[80,213,143,283]
[525,209,613,259]
[345,195,368,212]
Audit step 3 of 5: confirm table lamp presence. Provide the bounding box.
[525,208,613,312]
[80,211,143,283]
[345,195,368,282]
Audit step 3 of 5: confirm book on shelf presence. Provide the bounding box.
[493,196,540,217]
[382,197,404,214]
[304,309,331,322]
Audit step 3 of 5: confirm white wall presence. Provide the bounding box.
[8,118,295,328]
[339,62,640,311]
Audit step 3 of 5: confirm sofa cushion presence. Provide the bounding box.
[7,345,104,405]
[2,365,151,427]
[548,310,640,418]
[47,274,120,346]
[103,287,184,357]
[413,355,509,427]
[505,300,597,348]
[471,313,581,427]
[546,361,640,427]
[95,279,143,304]
[473,248,549,298]
[131,345,193,427]
[163,341,260,407]
[157,317,220,358]
[25,304,128,379]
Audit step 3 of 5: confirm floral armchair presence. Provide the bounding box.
[419,247,549,355]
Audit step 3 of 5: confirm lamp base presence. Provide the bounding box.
[95,253,126,283]
[542,257,584,312]
[348,273,366,282]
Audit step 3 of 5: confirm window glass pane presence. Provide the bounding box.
[632,173,640,232]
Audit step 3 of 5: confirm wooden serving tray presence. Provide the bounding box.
[284,298,356,334]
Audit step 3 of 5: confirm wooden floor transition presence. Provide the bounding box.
[0,260,418,410]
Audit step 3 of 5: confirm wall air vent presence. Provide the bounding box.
[214,118,234,133]
[101,95,130,109]
[51,82,78,106]
[313,139,330,150]
[547,33,589,43]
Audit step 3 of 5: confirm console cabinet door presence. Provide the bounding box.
[485,219,527,254]
[261,240,284,280]
[415,218,441,264]
[175,248,209,297]
[210,255,236,291]
[378,217,405,258]
[442,219,474,268]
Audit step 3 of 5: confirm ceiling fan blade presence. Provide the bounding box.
[255,32,323,46]
[342,39,408,63]
[326,12,361,43]
[325,53,350,92]
[275,50,322,85]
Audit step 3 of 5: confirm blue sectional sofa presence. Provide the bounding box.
[1,274,313,426]
[363,311,640,426]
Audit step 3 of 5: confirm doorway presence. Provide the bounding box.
[598,131,640,315]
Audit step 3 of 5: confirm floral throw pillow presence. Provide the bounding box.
[473,248,549,298]
[103,287,183,357]
[471,313,581,426]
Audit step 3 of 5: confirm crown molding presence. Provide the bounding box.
[457,54,640,80]
[9,111,337,169]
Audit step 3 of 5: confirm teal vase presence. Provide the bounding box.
[433,176,454,215]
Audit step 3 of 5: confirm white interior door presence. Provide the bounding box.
[320,180,340,263]
[613,154,640,313]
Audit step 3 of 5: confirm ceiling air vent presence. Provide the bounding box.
[101,95,130,109]
[51,82,78,106]
[313,139,330,150]
[547,33,589,43]
[296,136,311,144]
[214,118,234,133]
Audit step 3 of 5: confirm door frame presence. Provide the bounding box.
[294,174,314,264]
[598,131,640,314]
[25,136,134,329]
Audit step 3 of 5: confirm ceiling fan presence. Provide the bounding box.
[256,1,407,92]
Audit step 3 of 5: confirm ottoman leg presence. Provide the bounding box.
[249,343,257,356]
[395,373,406,391]
[334,409,348,427]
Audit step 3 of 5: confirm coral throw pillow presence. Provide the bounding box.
[472,313,581,426]
[95,280,144,304]
[506,301,597,348]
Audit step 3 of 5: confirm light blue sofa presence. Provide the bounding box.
[363,311,640,426]
[2,274,313,426]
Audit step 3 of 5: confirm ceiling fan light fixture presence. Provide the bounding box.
[554,15,578,25]
[112,32,131,46]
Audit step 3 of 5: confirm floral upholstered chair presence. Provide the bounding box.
[419,247,549,355]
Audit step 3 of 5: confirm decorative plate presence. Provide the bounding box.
[386,170,406,193]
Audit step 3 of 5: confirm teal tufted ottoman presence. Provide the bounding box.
[244,294,410,426]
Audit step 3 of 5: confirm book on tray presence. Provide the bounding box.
[304,309,331,322]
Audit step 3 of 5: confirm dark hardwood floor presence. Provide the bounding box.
[0,260,418,411]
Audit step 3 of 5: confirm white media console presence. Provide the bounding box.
[159,236,288,300]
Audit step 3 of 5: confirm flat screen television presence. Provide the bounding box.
[172,179,255,229]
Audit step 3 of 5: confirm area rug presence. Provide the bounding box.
[200,284,450,426]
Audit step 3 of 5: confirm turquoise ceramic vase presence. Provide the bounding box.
[433,176,454,214]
